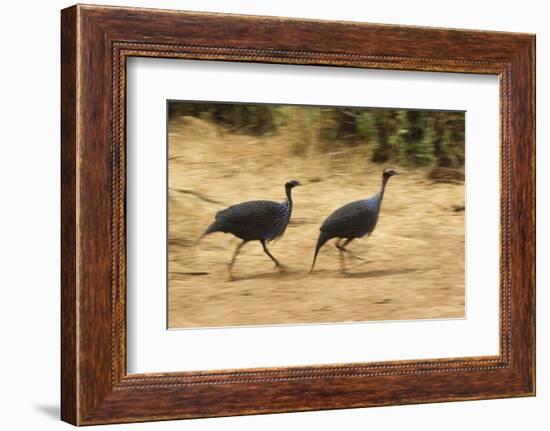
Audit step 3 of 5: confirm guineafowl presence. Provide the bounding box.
[202,180,301,275]
[310,169,398,272]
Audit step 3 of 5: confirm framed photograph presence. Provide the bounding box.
[61,4,535,425]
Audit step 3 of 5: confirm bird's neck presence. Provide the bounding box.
[285,187,293,207]
[378,175,390,203]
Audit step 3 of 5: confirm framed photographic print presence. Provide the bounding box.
[61,4,535,425]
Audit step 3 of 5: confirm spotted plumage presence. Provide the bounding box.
[310,169,398,272]
[202,180,301,275]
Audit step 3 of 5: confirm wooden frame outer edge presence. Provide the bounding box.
[61,5,79,425]
[61,4,535,425]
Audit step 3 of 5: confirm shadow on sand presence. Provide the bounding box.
[227,265,423,281]
[340,267,420,278]
[229,268,302,282]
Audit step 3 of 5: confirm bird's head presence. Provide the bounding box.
[285,179,302,189]
[383,168,398,179]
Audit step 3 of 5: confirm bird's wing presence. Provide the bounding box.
[320,198,379,235]
[216,200,282,229]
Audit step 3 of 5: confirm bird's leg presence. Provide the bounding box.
[340,238,366,261]
[339,247,347,273]
[228,240,246,277]
[260,240,283,270]
[334,239,347,273]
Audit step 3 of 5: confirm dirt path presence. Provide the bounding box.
[168,117,465,328]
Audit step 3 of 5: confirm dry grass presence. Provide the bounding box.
[168,116,465,328]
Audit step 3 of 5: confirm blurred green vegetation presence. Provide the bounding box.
[168,102,465,167]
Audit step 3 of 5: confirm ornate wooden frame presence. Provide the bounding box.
[61,4,535,425]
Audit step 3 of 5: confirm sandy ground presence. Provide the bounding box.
[168,116,465,328]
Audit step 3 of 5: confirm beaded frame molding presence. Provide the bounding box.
[61,4,535,425]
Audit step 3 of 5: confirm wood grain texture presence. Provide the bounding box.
[60,5,78,425]
[60,4,535,425]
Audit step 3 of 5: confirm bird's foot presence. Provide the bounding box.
[347,260,373,271]
[345,251,366,261]
[275,263,287,272]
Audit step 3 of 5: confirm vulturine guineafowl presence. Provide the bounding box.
[310,169,398,273]
[202,180,301,276]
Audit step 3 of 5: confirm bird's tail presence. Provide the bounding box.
[310,231,330,273]
[196,221,220,245]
